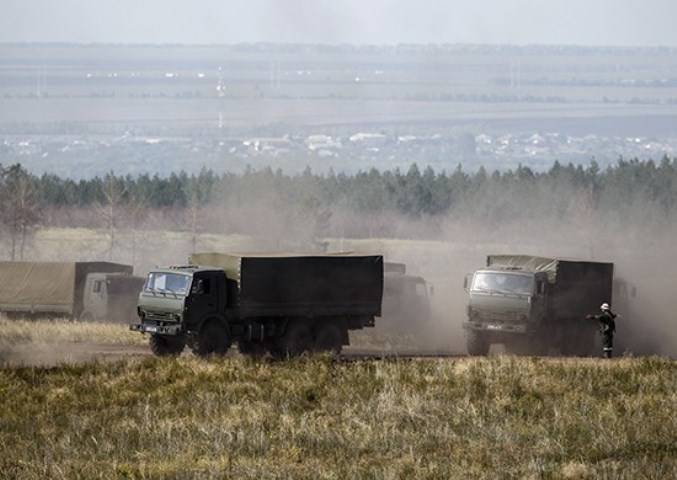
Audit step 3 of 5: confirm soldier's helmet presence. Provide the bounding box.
[600,302,610,311]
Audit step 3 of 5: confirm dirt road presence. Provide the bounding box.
[0,342,151,367]
[0,341,467,367]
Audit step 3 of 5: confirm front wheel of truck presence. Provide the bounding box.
[150,334,186,356]
[192,321,231,357]
[466,330,490,356]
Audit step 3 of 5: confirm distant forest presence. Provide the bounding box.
[1,157,676,257]
[2,156,675,213]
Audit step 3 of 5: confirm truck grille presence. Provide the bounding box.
[146,311,177,322]
[477,311,526,323]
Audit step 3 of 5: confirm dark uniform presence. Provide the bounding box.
[588,310,617,358]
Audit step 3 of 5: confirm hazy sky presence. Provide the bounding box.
[2,0,676,46]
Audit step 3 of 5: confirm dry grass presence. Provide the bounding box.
[0,355,675,479]
[0,317,144,346]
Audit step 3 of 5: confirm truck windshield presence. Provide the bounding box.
[144,272,191,295]
[472,272,533,295]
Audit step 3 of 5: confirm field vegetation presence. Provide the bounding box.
[1,355,675,479]
[0,317,143,347]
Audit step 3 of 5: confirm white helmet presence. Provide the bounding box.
[600,302,610,311]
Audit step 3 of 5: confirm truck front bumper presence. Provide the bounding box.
[130,323,183,336]
[463,321,530,335]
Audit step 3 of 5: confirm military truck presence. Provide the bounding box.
[131,253,384,357]
[463,255,614,356]
[381,262,432,331]
[0,261,143,322]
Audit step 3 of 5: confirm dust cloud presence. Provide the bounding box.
[1,184,675,359]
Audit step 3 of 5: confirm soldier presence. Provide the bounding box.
[586,302,617,358]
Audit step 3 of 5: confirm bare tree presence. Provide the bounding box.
[0,164,42,260]
[186,180,203,254]
[97,172,126,260]
[125,189,150,266]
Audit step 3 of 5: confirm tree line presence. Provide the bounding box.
[5,156,677,212]
[1,156,676,258]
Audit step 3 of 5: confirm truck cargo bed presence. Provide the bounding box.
[190,253,384,318]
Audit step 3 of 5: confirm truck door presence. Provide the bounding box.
[188,272,220,325]
[85,276,107,321]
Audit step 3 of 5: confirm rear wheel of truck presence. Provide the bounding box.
[238,340,267,358]
[466,331,490,356]
[276,320,313,358]
[314,323,344,355]
[192,321,231,357]
[150,334,186,356]
[79,310,95,322]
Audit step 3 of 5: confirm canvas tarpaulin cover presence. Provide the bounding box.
[0,262,76,313]
[487,255,561,282]
[189,252,383,316]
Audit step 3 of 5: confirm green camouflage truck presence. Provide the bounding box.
[0,261,143,322]
[131,253,384,357]
[463,255,614,356]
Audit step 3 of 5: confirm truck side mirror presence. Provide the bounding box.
[463,274,472,292]
[537,280,546,295]
[429,284,435,296]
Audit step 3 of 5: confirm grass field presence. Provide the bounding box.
[1,355,675,479]
[0,317,143,347]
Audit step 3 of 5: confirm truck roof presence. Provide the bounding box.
[486,255,613,283]
[189,252,381,282]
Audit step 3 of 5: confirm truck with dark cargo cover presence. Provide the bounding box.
[131,253,384,357]
[0,261,144,322]
[463,255,614,356]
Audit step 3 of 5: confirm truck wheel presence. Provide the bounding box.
[79,311,95,322]
[238,340,267,358]
[314,323,343,355]
[192,321,231,357]
[466,331,490,356]
[150,334,186,357]
[277,321,313,357]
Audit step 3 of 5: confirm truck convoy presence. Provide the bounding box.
[0,261,144,322]
[131,253,384,357]
[463,255,614,356]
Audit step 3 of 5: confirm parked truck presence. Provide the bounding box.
[463,255,614,356]
[131,252,384,357]
[0,261,144,322]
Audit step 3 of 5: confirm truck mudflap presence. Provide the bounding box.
[463,321,530,334]
[130,323,183,336]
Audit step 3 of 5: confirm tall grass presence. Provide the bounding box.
[1,356,674,479]
[0,317,144,347]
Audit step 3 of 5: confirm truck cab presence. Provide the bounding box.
[135,267,224,332]
[382,273,432,331]
[463,268,548,355]
[81,272,145,322]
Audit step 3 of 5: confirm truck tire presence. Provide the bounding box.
[466,331,490,356]
[276,320,313,357]
[192,321,231,357]
[238,340,267,358]
[150,334,186,356]
[314,323,344,355]
[79,310,95,323]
